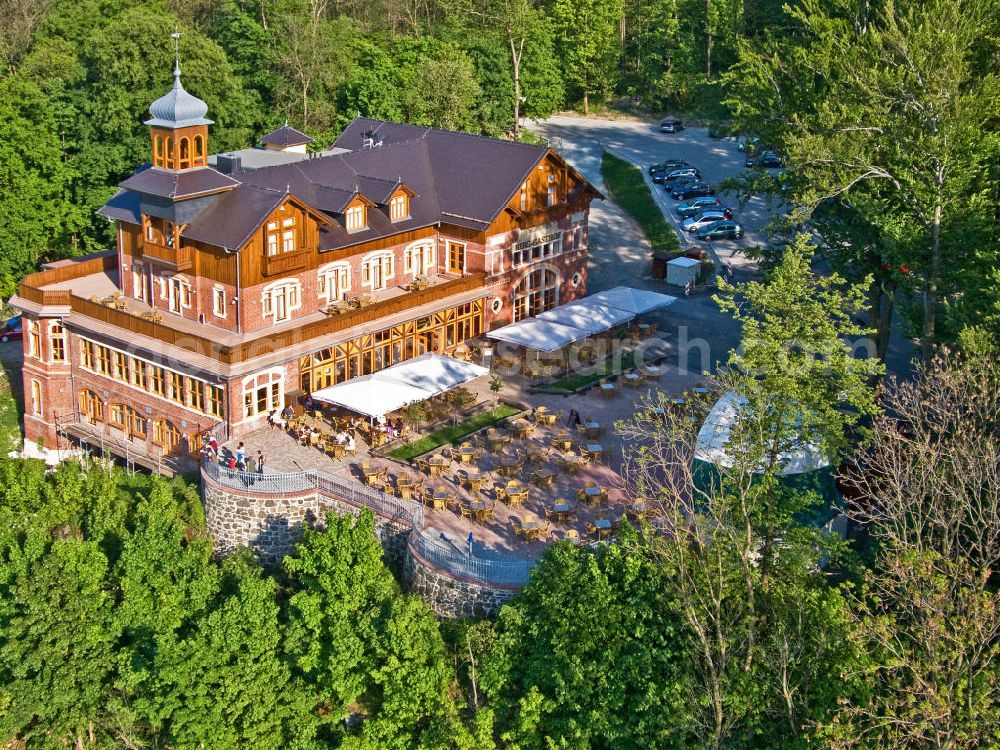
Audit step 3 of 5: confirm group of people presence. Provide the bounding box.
[223,441,267,475]
[332,430,357,451]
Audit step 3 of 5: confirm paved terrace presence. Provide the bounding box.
[221,350,706,562]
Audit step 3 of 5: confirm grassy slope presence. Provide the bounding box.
[387,403,521,461]
[0,372,23,453]
[600,151,681,254]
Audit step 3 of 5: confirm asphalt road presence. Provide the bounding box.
[531,115,786,272]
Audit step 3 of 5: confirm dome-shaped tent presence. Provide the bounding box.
[693,391,841,525]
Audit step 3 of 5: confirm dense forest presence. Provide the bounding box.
[0,0,789,296]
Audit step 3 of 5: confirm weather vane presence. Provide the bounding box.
[171,30,181,70]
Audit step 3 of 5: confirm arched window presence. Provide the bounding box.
[78,390,103,424]
[154,135,164,167]
[178,137,190,169]
[194,134,205,165]
[165,137,175,169]
[318,262,350,301]
[261,279,301,322]
[361,252,393,291]
[512,267,559,321]
[153,418,180,454]
[242,369,284,419]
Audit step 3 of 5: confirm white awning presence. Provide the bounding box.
[378,352,489,393]
[588,285,678,315]
[312,376,430,418]
[311,353,488,418]
[486,318,590,352]
[695,391,830,475]
[537,299,635,334]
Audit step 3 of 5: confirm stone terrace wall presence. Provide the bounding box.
[202,473,411,567]
[404,541,520,618]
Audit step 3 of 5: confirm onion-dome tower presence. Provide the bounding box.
[145,33,213,171]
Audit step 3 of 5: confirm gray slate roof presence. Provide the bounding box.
[103,117,591,254]
[259,124,314,148]
[118,166,239,200]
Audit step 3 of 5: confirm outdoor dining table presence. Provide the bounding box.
[520,516,543,540]
[535,411,558,426]
[582,421,602,439]
[457,446,477,463]
[623,372,643,387]
[531,468,555,488]
[551,433,573,451]
[497,455,523,477]
[599,382,616,398]
[423,488,450,510]
[510,419,534,439]
[671,397,687,407]
[583,485,604,503]
[561,453,583,473]
[691,387,710,395]
[547,499,575,523]
[593,517,613,539]
[642,365,662,379]
[426,454,450,476]
[505,480,528,506]
[465,499,492,522]
[583,443,604,462]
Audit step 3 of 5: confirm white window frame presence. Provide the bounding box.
[212,286,226,318]
[511,233,563,268]
[389,194,409,221]
[546,185,557,207]
[318,262,351,302]
[167,276,191,314]
[261,279,302,322]
[241,367,285,420]
[404,242,434,276]
[345,205,366,233]
[361,252,394,291]
[266,221,279,256]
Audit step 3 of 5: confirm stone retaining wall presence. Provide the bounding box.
[202,473,410,567]
[403,541,520,618]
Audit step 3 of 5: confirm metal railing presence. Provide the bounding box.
[201,460,534,587]
[409,527,534,586]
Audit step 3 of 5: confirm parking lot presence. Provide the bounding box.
[530,114,786,274]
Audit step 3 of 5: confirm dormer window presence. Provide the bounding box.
[389,194,409,221]
[345,204,366,232]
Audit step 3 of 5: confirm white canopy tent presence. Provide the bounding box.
[694,391,830,475]
[486,318,590,353]
[588,286,678,315]
[376,353,489,393]
[537,299,635,335]
[311,353,489,419]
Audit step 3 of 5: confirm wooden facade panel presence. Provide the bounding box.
[190,239,237,286]
[238,199,322,287]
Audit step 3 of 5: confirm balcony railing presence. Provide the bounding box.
[141,241,192,271]
[263,249,309,277]
[17,255,488,367]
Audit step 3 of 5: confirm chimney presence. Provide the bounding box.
[216,153,242,175]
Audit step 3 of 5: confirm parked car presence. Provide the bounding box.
[660,118,684,133]
[672,181,717,200]
[648,159,689,175]
[694,220,744,241]
[1,316,22,343]
[676,196,723,217]
[664,178,701,195]
[684,210,733,232]
[746,150,783,168]
[661,167,700,184]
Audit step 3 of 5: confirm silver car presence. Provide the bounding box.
[683,211,730,233]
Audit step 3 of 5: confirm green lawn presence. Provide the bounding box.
[600,151,681,254]
[548,350,643,393]
[387,403,521,461]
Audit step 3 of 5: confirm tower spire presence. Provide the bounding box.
[171,31,181,82]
